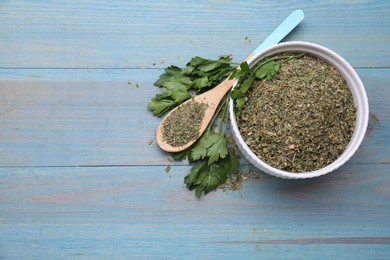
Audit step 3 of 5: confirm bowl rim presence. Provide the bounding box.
[229,41,369,179]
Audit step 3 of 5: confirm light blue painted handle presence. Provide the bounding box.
[253,9,304,54]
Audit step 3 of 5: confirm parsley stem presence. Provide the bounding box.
[208,95,227,132]
[218,97,227,134]
[221,94,230,135]
[207,92,231,135]
[253,53,305,71]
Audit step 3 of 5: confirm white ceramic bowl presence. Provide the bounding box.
[229,41,369,179]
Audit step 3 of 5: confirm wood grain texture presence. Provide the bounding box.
[0,0,389,69]
[1,164,390,259]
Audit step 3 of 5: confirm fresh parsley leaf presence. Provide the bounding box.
[184,150,238,198]
[231,89,246,100]
[154,66,193,89]
[234,97,246,114]
[219,152,240,177]
[147,86,191,116]
[201,164,227,195]
[184,161,208,191]
[230,77,254,114]
[205,133,228,165]
[151,92,171,101]
[190,131,228,165]
[171,149,190,161]
[189,56,234,92]
[184,162,228,198]
[231,77,254,99]
[229,61,250,80]
[160,75,193,91]
[255,60,280,80]
[193,76,211,89]
[147,97,176,116]
[190,131,211,161]
[240,61,250,72]
[186,56,232,73]
[239,77,255,94]
[171,85,191,103]
[198,60,230,72]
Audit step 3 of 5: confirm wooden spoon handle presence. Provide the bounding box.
[205,9,305,104]
[190,9,305,102]
[252,9,304,55]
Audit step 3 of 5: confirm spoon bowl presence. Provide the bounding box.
[156,77,236,152]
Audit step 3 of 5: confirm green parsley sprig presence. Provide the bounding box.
[147,53,304,198]
[148,55,240,198]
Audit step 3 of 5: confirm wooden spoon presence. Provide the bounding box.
[156,9,304,153]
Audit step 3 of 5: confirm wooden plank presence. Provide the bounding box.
[0,0,389,69]
[1,164,389,259]
[0,68,388,167]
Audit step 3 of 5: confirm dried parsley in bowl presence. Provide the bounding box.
[235,53,357,173]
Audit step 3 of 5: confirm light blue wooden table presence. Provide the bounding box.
[1,1,389,259]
